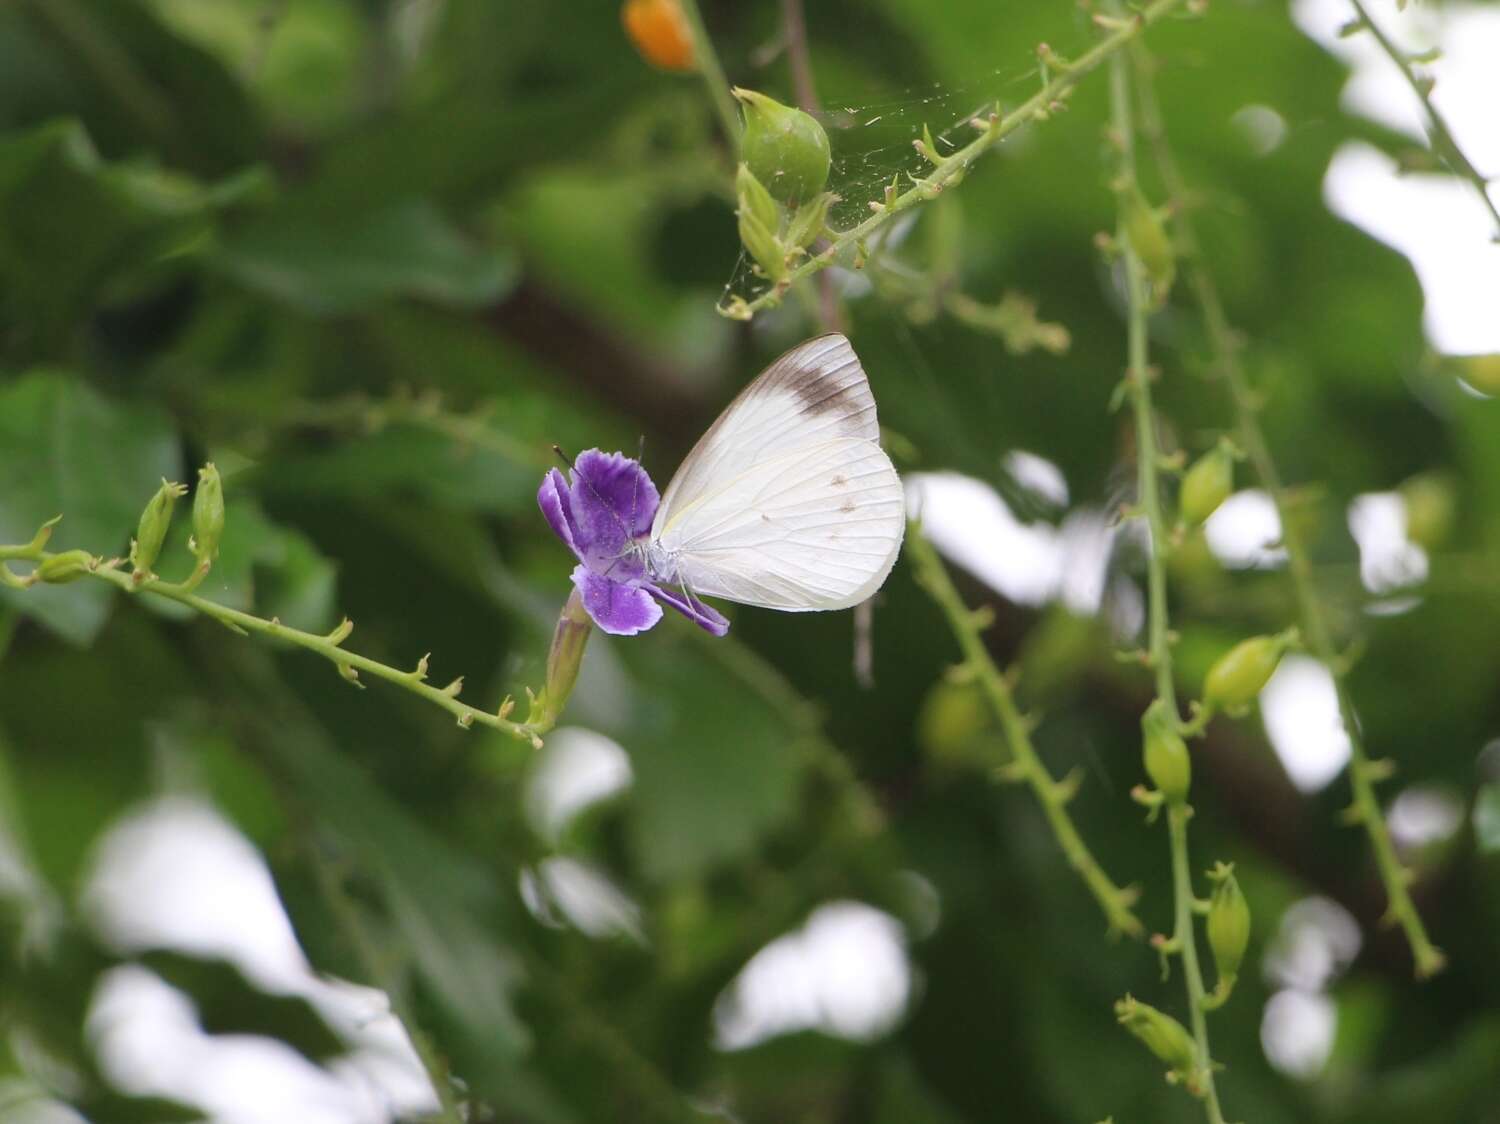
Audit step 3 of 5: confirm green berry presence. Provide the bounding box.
[735,87,830,205]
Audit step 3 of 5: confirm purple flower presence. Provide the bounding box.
[538,450,729,637]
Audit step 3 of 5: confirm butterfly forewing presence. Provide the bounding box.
[652,334,880,538]
[651,333,905,612]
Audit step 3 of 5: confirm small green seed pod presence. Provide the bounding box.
[131,479,188,576]
[192,462,225,566]
[1205,862,1250,996]
[1203,629,1297,714]
[1398,471,1455,550]
[541,589,593,727]
[1115,995,1197,1076]
[1180,441,1234,527]
[734,87,831,205]
[1123,189,1175,299]
[35,549,95,585]
[1142,699,1191,805]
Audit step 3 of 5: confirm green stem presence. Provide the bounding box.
[1131,43,1445,979]
[1347,0,1500,239]
[721,0,1190,320]
[907,526,1144,938]
[677,0,741,154]
[1108,29,1225,1123]
[4,545,545,745]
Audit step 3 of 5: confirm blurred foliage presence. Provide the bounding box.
[2,1,1500,1122]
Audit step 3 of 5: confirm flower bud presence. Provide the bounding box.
[1205,862,1250,994]
[540,590,593,727]
[191,462,225,566]
[1123,189,1175,299]
[1115,995,1197,1076]
[734,87,831,205]
[131,479,187,576]
[1179,441,1234,527]
[1142,699,1190,805]
[917,676,993,768]
[621,0,695,72]
[785,191,835,251]
[1203,629,1298,714]
[737,196,787,281]
[1398,471,1455,550]
[35,550,95,584]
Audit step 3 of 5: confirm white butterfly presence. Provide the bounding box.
[645,333,906,615]
[542,334,905,635]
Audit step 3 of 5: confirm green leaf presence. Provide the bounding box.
[216,198,517,315]
[0,371,181,644]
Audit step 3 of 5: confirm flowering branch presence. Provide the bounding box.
[1106,25,1226,1121]
[1346,0,1500,241]
[718,0,1193,321]
[906,525,1144,939]
[1131,42,1445,977]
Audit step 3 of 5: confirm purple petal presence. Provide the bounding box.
[562,450,658,580]
[538,468,581,559]
[648,584,730,637]
[573,449,659,539]
[572,566,663,636]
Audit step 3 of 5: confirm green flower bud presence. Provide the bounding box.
[736,163,780,235]
[1205,862,1250,997]
[1398,471,1455,550]
[785,190,835,251]
[539,589,593,728]
[1203,629,1298,714]
[1142,699,1191,805]
[1115,995,1197,1076]
[1179,441,1234,527]
[191,462,225,566]
[1123,189,1175,299]
[35,549,95,584]
[131,479,188,576]
[734,87,831,205]
[917,676,993,768]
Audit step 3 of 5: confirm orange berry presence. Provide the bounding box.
[622,0,695,72]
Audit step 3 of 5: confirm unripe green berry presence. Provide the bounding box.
[1206,862,1250,991]
[734,87,830,205]
[1180,441,1234,527]
[917,677,992,767]
[192,462,225,566]
[131,479,187,576]
[35,549,95,584]
[1142,699,1191,805]
[1203,629,1297,713]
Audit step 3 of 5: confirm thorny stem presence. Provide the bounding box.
[907,526,1144,939]
[1,541,547,746]
[1130,44,1446,978]
[1108,26,1225,1123]
[677,0,742,154]
[1347,0,1500,240]
[720,0,1191,320]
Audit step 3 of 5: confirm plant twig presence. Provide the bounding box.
[1108,28,1226,1122]
[677,0,741,153]
[907,526,1144,938]
[1130,42,1445,978]
[719,0,1191,320]
[1347,0,1500,240]
[2,538,545,746]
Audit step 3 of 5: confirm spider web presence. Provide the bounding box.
[719,58,1047,310]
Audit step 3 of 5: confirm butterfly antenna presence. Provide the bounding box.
[556,447,638,557]
[551,444,575,469]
